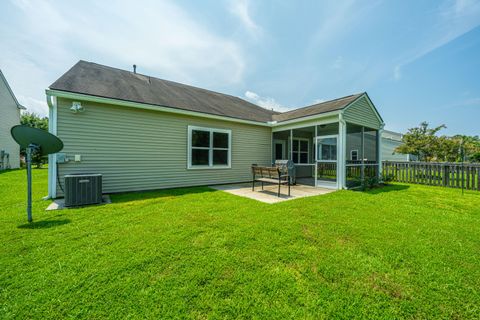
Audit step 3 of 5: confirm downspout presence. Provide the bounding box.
[314,125,317,187]
[46,93,58,199]
[338,112,347,189]
[378,123,385,182]
[361,126,365,185]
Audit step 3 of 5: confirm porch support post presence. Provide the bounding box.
[314,125,317,187]
[290,129,293,161]
[361,126,365,184]
[271,131,274,166]
[338,114,347,189]
[377,125,384,182]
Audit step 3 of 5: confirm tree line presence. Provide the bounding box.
[395,122,480,163]
[20,112,49,167]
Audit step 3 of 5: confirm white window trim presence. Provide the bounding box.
[292,137,310,164]
[187,126,232,170]
[350,149,359,161]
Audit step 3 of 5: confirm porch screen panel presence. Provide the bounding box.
[345,123,378,188]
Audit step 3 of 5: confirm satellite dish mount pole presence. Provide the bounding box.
[26,143,38,223]
[10,125,64,223]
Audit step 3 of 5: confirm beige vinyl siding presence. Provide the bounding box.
[55,98,271,196]
[343,96,382,129]
[0,80,21,169]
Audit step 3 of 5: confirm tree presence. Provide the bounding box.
[20,112,49,168]
[395,122,446,162]
[396,122,480,162]
[471,152,480,163]
[435,135,459,162]
[21,112,48,131]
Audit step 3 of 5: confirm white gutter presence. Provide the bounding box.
[46,94,57,199]
[46,89,347,129]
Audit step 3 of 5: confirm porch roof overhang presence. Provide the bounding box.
[271,111,341,132]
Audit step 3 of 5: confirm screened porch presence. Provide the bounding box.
[272,121,382,189]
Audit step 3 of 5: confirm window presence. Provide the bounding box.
[351,150,358,161]
[292,139,309,164]
[188,126,231,169]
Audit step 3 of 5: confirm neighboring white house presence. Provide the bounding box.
[0,70,25,169]
[381,130,415,161]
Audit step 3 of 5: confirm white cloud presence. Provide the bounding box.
[331,56,344,70]
[445,97,480,109]
[1,0,248,118]
[17,95,48,117]
[393,65,401,80]
[229,0,261,37]
[312,98,326,104]
[244,90,290,112]
[307,1,380,52]
[77,0,246,85]
[393,0,480,80]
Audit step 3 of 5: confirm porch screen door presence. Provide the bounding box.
[315,135,338,188]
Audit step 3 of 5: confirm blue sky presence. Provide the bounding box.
[1,0,479,135]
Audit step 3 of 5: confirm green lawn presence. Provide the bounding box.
[1,169,479,319]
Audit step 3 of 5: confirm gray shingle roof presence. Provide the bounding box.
[272,94,363,122]
[49,61,364,123]
[50,61,278,123]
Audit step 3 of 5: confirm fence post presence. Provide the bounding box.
[442,164,447,187]
[477,167,480,191]
[466,166,470,190]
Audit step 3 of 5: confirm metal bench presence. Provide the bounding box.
[252,165,291,197]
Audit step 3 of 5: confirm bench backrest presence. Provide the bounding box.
[252,166,281,179]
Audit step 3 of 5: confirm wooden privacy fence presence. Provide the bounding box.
[382,161,480,191]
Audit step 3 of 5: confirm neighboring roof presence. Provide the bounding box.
[49,60,381,125]
[50,61,278,123]
[272,93,363,122]
[0,69,26,110]
[382,130,403,141]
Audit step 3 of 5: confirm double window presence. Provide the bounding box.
[188,126,231,169]
[292,139,309,164]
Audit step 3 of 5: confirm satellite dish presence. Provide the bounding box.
[11,125,63,155]
[10,125,64,223]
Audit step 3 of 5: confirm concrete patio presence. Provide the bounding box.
[210,182,335,204]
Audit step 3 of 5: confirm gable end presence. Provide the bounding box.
[343,94,383,129]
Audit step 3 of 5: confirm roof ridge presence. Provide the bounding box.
[76,60,278,116]
[277,92,364,116]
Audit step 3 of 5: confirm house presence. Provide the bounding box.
[381,130,416,161]
[46,61,384,198]
[343,129,414,162]
[0,70,25,169]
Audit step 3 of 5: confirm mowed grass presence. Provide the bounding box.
[1,169,480,319]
